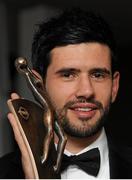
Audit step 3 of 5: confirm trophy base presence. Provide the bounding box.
[7,98,60,179]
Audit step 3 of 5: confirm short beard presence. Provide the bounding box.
[55,98,111,138]
[61,106,110,138]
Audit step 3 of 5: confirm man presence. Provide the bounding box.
[1,8,132,179]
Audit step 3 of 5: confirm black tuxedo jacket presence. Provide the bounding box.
[0,137,132,179]
[107,136,132,178]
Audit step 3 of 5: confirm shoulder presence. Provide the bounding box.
[107,133,132,160]
[0,149,24,178]
[107,134,132,178]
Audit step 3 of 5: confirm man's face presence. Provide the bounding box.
[45,43,120,137]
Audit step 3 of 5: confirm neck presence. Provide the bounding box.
[54,129,102,154]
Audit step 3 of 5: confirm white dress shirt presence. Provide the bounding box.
[61,128,110,179]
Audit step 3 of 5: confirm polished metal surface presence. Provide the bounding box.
[15,57,67,172]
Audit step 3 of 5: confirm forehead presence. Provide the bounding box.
[49,43,111,70]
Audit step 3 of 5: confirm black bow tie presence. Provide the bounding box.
[61,148,100,177]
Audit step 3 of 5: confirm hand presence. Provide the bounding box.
[7,93,37,179]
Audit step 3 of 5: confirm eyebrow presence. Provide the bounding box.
[55,68,80,75]
[89,68,111,75]
[56,67,111,73]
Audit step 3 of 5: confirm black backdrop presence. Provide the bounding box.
[2,0,132,146]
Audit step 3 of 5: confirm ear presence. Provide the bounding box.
[32,69,43,82]
[31,69,45,90]
[111,71,120,103]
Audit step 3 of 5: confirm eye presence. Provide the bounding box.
[56,68,79,81]
[61,71,76,79]
[58,70,78,81]
[92,72,104,78]
[90,71,110,81]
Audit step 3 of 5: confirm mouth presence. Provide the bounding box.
[69,103,98,120]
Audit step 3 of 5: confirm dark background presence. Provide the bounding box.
[0,0,132,154]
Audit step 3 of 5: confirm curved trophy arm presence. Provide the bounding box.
[15,57,50,109]
[15,57,67,173]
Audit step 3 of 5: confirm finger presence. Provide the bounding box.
[7,113,27,155]
[8,113,36,178]
[11,93,20,99]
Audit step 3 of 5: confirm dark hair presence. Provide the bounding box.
[31,8,118,78]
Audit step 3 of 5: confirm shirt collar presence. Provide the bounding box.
[63,128,109,169]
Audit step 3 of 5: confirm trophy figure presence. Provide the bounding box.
[7,57,67,179]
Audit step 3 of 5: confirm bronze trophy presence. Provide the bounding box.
[7,57,67,179]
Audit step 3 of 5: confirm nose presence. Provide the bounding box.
[75,75,94,99]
